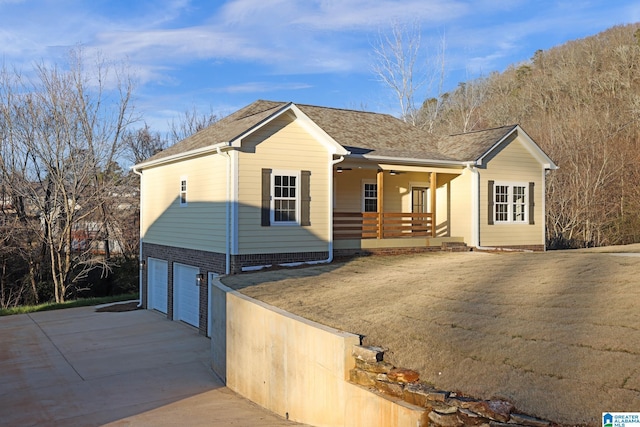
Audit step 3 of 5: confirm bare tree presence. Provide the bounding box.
[124,123,167,164]
[372,21,446,130]
[0,48,136,302]
[169,106,218,144]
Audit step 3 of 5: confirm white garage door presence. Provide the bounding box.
[173,263,200,328]
[147,258,168,314]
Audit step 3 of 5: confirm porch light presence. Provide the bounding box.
[389,170,399,175]
[196,273,206,286]
[139,259,146,270]
[336,167,352,173]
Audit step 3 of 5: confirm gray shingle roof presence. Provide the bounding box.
[437,125,518,161]
[139,100,520,166]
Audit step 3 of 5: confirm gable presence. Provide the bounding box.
[483,136,544,178]
[475,126,557,170]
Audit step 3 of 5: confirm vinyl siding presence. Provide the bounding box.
[142,153,228,252]
[448,169,473,242]
[479,137,545,246]
[236,116,331,254]
[334,169,375,212]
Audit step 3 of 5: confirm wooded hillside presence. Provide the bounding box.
[425,24,640,248]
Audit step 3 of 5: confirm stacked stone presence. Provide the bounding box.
[349,345,553,427]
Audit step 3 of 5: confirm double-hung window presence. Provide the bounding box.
[272,172,298,223]
[261,169,311,227]
[489,181,533,224]
[363,181,377,212]
[179,176,188,206]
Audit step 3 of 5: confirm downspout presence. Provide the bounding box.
[132,166,144,308]
[217,147,232,275]
[465,162,480,249]
[305,155,345,266]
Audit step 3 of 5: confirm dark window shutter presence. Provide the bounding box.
[529,181,535,225]
[261,168,271,226]
[488,180,494,225]
[300,170,311,226]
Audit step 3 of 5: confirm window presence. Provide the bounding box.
[261,169,311,227]
[273,173,298,223]
[179,177,187,206]
[489,181,534,224]
[363,182,377,212]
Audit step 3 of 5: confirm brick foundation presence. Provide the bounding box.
[230,251,330,274]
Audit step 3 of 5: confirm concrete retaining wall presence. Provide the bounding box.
[210,279,428,427]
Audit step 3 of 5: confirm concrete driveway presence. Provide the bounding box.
[0,304,303,426]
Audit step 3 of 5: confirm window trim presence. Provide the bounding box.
[362,179,377,213]
[179,176,188,206]
[491,181,529,224]
[270,169,301,226]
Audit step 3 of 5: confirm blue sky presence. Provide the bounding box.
[1,0,638,133]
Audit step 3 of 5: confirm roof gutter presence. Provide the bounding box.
[356,154,468,168]
[133,142,232,170]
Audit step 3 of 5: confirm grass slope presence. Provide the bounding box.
[222,247,640,426]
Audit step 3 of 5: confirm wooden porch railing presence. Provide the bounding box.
[333,212,434,240]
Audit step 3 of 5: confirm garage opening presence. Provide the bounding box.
[147,258,168,314]
[173,263,200,327]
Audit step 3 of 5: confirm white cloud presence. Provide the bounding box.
[217,81,313,93]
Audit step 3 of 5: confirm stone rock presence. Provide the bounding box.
[509,413,550,427]
[374,379,404,398]
[355,358,394,373]
[426,390,449,402]
[387,368,420,383]
[352,345,385,363]
[466,400,513,423]
[429,410,463,427]
[403,383,429,407]
[349,368,377,387]
[430,402,458,415]
[458,408,490,426]
[446,396,480,410]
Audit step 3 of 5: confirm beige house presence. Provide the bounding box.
[133,100,556,333]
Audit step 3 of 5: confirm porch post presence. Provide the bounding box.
[430,172,437,237]
[377,169,384,239]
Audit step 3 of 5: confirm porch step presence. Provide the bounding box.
[441,242,471,252]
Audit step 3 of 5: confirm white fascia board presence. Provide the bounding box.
[477,125,558,170]
[228,102,294,147]
[133,142,232,170]
[288,104,350,156]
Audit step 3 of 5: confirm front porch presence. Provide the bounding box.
[332,163,469,252]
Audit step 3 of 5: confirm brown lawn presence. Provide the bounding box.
[221,245,640,426]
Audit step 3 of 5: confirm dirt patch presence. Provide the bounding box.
[222,249,640,426]
[95,301,140,312]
